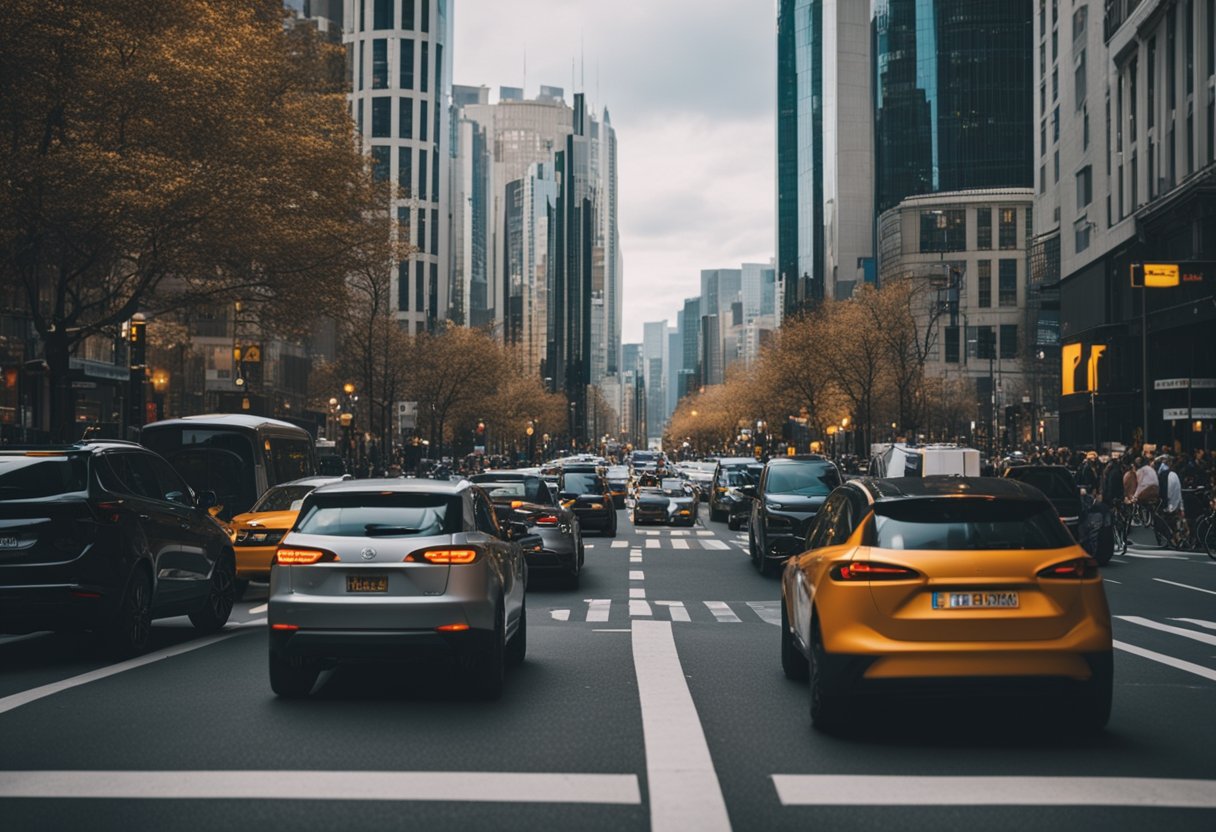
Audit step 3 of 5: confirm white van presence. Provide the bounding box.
[868,443,981,478]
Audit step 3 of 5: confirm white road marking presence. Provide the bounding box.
[629,570,645,580]
[1113,639,1216,682]
[746,601,782,626]
[629,600,653,617]
[248,603,268,614]
[630,558,643,564]
[1170,618,1216,631]
[1123,552,1187,560]
[1104,579,1122,584]
[696,530,713,537]
[630,548,642,556]
[735,544,750,552]
[0,770,642,805]
[771,774,1216,808]
[1117,616,1216,646]
[0,629,249,715]
[645,539,660,549]
[631,620,731,832]
[550,610,571,622]
[672,539,689,550]
[585,544,595,550]
[703,601,741,623]
[671,529,689,536]
[630,588,647,599]
[585,599,611,623]
[702,540,729,550]
[655,601,691,623]
[611,540,628,548]
[0,633,49,648]
[594,629,633,633]
[1153,578,1216,596]
[643,530,660,536]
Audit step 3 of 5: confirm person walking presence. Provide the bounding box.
[1157,455,1184,545]
[1132,456,1159,504]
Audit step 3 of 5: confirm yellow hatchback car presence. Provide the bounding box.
[780,476,1113,733]
[229,476,347,595]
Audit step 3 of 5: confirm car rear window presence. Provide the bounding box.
[0,455,89,500]
[866,498,1074,551]
[765,462,840,496]
[252,485,316,513]
[562,472,602,494]
[296,493,461,537]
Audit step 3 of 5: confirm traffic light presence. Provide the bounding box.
[476,420,486,436]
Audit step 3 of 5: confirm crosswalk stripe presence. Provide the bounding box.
[1116,616,1216,646]
[611,540,628,548]
[1169,618,1216,631]
[586,599,611,623]
[746,601,782,626]
[645,539,660,549]
[585,544,595,549]
[630,588,646,599]
[672,539,689,550]
[630,600,653,617]
[703,601,740,623]
[696,530,713,537]
[629,570,644,580]
[656,601,691,623]
[702,540,729,550]
[671,530,689,536]
[550,610,570,621]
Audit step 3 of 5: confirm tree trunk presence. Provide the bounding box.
[45,329,76,442]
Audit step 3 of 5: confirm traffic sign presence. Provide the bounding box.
[242,345,262,363]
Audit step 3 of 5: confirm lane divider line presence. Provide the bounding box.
[1153,578,1216,597]
[655,601,690,623]
[1113,639,1216,682]
[1116,616,1216,647]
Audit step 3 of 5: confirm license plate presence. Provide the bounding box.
[346,575,388,593]
[0,536,18,549]
[932,591,1019,609]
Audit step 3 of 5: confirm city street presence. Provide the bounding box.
[1,507,1214,831]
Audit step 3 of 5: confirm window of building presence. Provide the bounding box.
[398,262,410,311]
[371,96,391,137]
[918,209,966,252]
[1041,82,1047,116]
[355,99,362,133]
[1075,49,1087,110]
[1040,165,1047,193]
[1208,0,1215,76]
[415,261,425,316]
[998,207,1018,249]
[1073,5,1087,40]
[400,39,414,89]
[1041,120,1048,156]
[398,148,412,195]
[1040,0,1046,36]
[971,326,996,360]
[1076,165,1093,207]
[1040,42,1046,76]
[978,260,992,308]
[1054,149,1060,182]
[399,97,413,139]
[1128,57,1137,140]
[1052,28,1058,62]
[431,150,440,203]
[417,208,426,254]
[1131,150,1138,207]
[1000,325,1019,359]
[944,326,960,364]
[421,0,430,33]
[430,208,439,264]
[374,0,393,29]
[1167,7,1177,110]
[419,100,428,143]
[421,41,429,93]
[418,149,428,200]
[401,0,414,30]
[371,145,390,183]
[976,207,992,249]
[1083,105,1090,149]
[1147,36,1156,131]
[1052,67,1059,102]
[1184,0,1194,97]
[429,263,438,322]
[998,259,1018,307]
[358,40,364,91]
[1075,218,1091,252]
[372,39,388,88]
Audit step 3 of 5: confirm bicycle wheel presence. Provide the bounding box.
[1201,517,1216,560]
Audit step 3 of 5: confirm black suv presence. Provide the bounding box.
[747,455,841,576]
[558,466,618,537]
[0,441,237,655]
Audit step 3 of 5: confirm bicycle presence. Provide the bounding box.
[1114,497,1172,553]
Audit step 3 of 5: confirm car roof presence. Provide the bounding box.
[276,476,349,488]
[311,477,470,496]
[849,476,1049,504]
[471,471,538,480]
[142,413,308,432]
[716,457,755,466]
[767,454,830,464]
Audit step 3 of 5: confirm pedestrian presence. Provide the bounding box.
[1132,456,1159,504]
[1157,455,1184,542]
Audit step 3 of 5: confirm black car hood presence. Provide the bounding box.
[765,494,827,514]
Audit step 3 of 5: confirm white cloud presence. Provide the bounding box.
[453,0,776,343]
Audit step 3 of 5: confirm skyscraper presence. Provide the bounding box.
[346,0,453,334]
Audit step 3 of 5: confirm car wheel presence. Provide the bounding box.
[1074,653,1113,734]
[781,597,809,681]
[748,525,759,563]
[104,567,152,658]
[269,649,320,698]
[506,597,527,666]
[728,515,740,531]
[468,599,506,700]
[189,555,236,634]
[808,616,845,732]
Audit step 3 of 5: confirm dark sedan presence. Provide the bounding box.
[471,471,585,587]
[748,455,841,576]
[1003,465,1084,540]
[558,468,618,537]
[633,478,699,526]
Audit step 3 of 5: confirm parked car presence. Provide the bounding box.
[267,478,535,699]
[747,455,841,576]
[779,476,1112,734]
[1002,465,1084,540]
[0,441,236,656]
[558,467,618,537]
[470,471,584,588]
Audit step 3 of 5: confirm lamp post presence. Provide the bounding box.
[150,369,169,422]
[341,383,356,473]
[126,313,147,434]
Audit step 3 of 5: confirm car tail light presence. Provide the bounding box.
[271,623,299,631]
[407,547,481,564]
[830,561,920,581]
[90,500,124,525]
[535,514,560,526]
[274,547,340,565]
[1037,556,1099,579]
[435,623,470,632]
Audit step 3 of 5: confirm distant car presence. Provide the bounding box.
[748,456,841,576]
[604,466,630,508]
[632,478,700,526]
[470,471,584,588]
[558,467,618,537]
[228,476,348,595]
[710,457,757,522]
[867,443,981,478]
[1002,465,1084,539]
[268,479,533,699]
[780,477,1112,734]
[0,441,236,656]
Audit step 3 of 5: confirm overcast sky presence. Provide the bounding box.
[452,0,777,344]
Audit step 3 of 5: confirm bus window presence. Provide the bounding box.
[267,437,313,486]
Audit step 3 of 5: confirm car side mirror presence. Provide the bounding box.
[740,484,757,498]
[196,490,217,509]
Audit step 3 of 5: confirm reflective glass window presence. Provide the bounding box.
[371,96,390,137]
[976,207,992,249]
[999,259,1018,307]
[977,260,992,308]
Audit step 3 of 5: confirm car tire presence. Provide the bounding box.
[469,599,506,701]
[781,597,809,681]
[748,525,759,563]
[808,617,845,733]
[711,507,726,523]
[1074,653,1113,734]
[728,515,740,531]
[104,566,152,659]
[189,555,236,634]
[269,650,320,698]
[506,597,527,666]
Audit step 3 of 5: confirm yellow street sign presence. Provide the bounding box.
[243,345,262,363]
[1143,263,1180,288]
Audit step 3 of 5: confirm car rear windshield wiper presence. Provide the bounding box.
[364,524,422,536]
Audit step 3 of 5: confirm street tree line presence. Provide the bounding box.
[667,279,975,456]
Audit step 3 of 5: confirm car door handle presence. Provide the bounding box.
[139,514,152,521]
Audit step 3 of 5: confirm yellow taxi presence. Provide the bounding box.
[229,476,346,594]
[780,476,1113,733]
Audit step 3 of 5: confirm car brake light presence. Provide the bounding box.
[274,547,339,565]
[407,548,480,564]
[830,561,919,581]
[535,514,560,526]
[435,623,470,632]
[271,623,299,631]
[1037,556,1099,579]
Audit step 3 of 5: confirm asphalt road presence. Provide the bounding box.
[1,505,1215,831]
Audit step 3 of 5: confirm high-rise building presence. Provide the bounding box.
[285,0,343,41]
[699,268,741,384]
[642,320,668,439]
[776,0,874,315]
[680,296,701,392]
[346,0,453,334]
